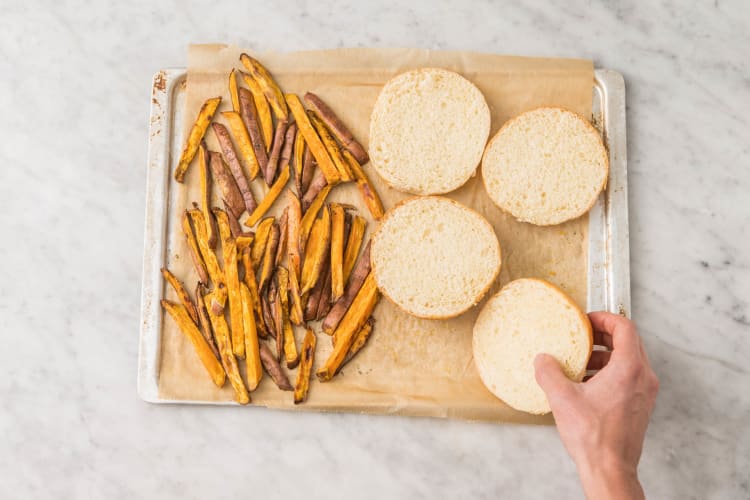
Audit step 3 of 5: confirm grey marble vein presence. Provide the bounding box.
[0,0,748,498]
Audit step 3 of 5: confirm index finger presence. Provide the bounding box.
[588,311,641,356]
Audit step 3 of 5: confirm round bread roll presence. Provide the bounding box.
[371,196,501,319]
[472,278,592,414]
[369,68,491,195]
[481,107,608,226]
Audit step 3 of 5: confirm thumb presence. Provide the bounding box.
[534,353,575,397]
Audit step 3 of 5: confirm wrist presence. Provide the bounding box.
[576,456,644,500]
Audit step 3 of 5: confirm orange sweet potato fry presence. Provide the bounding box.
[342,215,367,284]
[250,217,274,268]
[204,294,250,404]
[174,96,221,182]
[343,150,384,220]
[286,190,302,279]
[181,210,210,285]
[322,241,371,334]
[245,165,290,227]
[316,272,380,381]
[285,93,340,184]
[198,143,218,249]
[222,111,260,180]
[214,209,245,359]
[161,267,199,325]
[238,86,269,175]
[240,72,273,152]
[308,110,354,182]
[299,185,332,254]
[239,53,289,122]
[329,203,346,302]
[240,282,263,390]
[304,92,368,164]
[187,209,223,285]
[300,204,331,294]
[276,267,299,368]
[195,282,220,359]
[162,300,225,387]
[294,328,316,404]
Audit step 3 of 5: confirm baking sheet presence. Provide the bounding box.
[139,47,629,424]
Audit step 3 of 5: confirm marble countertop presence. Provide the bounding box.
[2,1,748,498]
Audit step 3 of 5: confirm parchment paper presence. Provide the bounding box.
[158,45,593,424]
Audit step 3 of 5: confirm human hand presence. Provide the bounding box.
[534,312,659,500]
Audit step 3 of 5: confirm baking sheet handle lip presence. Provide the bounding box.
[138,69,182,403]
[595,69,631,318]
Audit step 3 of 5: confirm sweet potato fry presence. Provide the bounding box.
[198,143,218,249]
[225,201,244,238]
[330,203,346,302]
[343,215,366,284]
[208,151,244,220]
[229,69,240,112]
[304,92,369,165]
[294,329,316,404]
[275,122,297,186]
[299,185,332,253]
[238,87,269,175]
[342,317,374,366]
[317,273,379,381]
[264,119,288,185]
[162,300,225,387]
[276,267,300,368]
[275,208,288,267]
[301,204,331,294]
[222,111,260,180]
[261,288,276,339]
[305,252,330,322]
[342,150,384,220]
[286,190,302,279]
[187,209,223,285]
[301,146,315,197]
[161,267,199,325]
[204,294,250,404]
[214,209,245,359]
[211,282,228,315]
[315,265,333,321]
[212,122,257,214]
[240,54,289,121]
[241,247,266,338]
[293,130,305,195]
[257,222,280,292]
[259,342,293,391]
[250,217,274,268]
[322,241,371,334]
[269,279,283,359]
[246,165,290,227]
[240,282,262,390]
[308,110,354,182]
[240,73,273,152]
[285,93,340,184]
[287,262,305,325]
[174,96,221,182]
[195,282,220,359]
[235,233,254,254]
[181,210,210,284]
[301,167,328,213]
